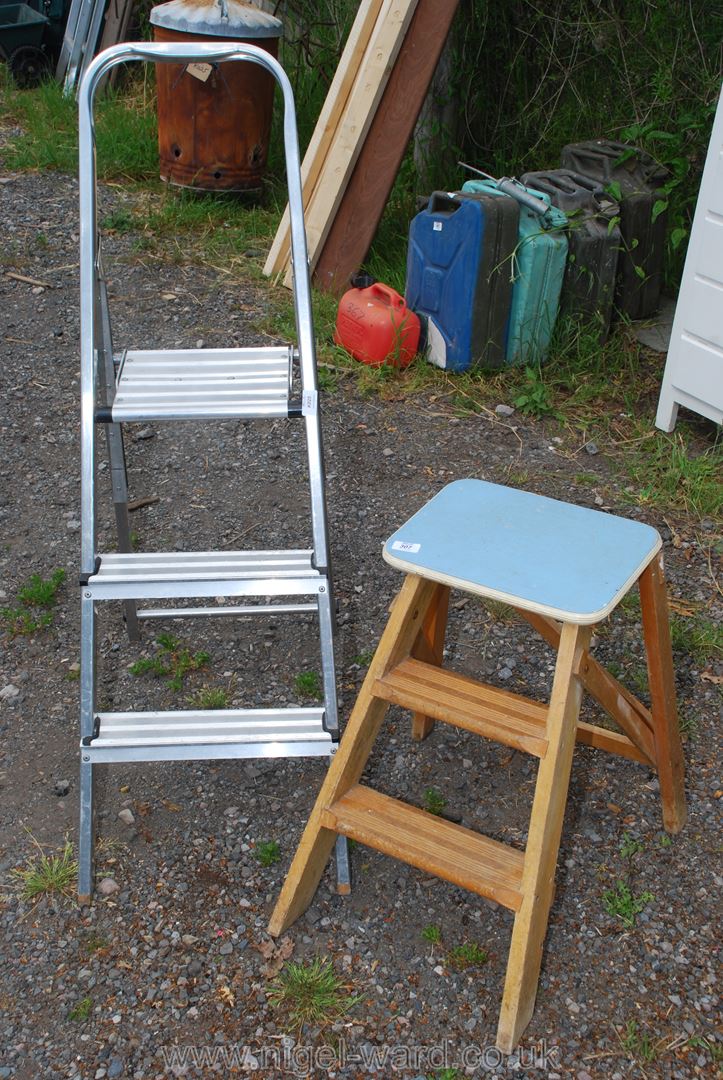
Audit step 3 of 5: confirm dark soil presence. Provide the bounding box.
[0,166,720,1080]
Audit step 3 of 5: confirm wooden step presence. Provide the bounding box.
[321,784,524,911]
[375,658,549,757]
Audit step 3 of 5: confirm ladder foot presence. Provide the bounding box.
[334,834,351,895]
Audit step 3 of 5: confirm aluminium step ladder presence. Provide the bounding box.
[77,41,348,902]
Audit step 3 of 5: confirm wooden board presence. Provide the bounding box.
[263,0,385,278]
[313,0,461,295]
[282,0,419,289]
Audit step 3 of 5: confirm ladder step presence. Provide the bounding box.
[112,346,292,421]
[375,658,549,757]
[86,550,325,600]
[322,785,524,911]
[85,707,332,762]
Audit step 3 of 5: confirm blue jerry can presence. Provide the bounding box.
[405,190,519,371]
[461,178,568,365]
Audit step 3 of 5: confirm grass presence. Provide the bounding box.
[129,633,210,692]
[422,788,447,816]
[603,882,654,928]
[68,997,93,1022]
[192,686,229,709]
[352,650,375,667]
[619,1019,658,1063]
[11,837,77,902]
[619,832,644,859]
[622,428,723,521]
[421,923,442,945]
[2,568,65,637]
[448,942,488,969]
[267,958,356,1031]
[670,614,723,665]
[255,840,281,867]
[294,671,323,701]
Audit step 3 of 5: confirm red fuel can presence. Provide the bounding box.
[334,281,420,367]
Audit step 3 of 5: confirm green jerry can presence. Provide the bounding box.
[461,177,568,365]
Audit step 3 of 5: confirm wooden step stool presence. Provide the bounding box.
[268,479,687,1052]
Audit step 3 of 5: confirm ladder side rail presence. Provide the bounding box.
[78,41,333,572]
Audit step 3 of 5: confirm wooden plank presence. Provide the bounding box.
[639,555,687,832]
[518,608,657,766]
[376,658,549,757]
[576,721,650,765]
[497,623,591,1053]
[282,0,419,289]
[410,583,449,739]
[268,574,437,936]
[263,0,384,278]
[322,784,524,911]
[314,0,461,295]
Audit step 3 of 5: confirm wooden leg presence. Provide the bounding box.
[496,623,591,1053]
[410,583,450,741]
[639,554,687,833]
[268,574,438,936]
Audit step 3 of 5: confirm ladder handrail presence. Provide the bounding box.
[78,42,325,576]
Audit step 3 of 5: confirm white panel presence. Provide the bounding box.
[656,84,723,429]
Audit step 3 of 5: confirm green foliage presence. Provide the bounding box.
[603,882,653,928]
[620,1019,657,1062]
[1,75,157,179]
[130,634,210,692]
[193,687,229,709]
[422,788,447,816]
[421,923,442,945]
[11,837,78,901]
[670,614,722,665]
[513,365,558,418]
[619,832,643,859]
[294,670,323,701]
[256,840,281,867]
[2,568,65,637]
[448,942,488,969]
[352,650,375,668]
[623,429,722,520]
[267,957,356,1031]
[18,569,65,607]
[68,997,93,1022]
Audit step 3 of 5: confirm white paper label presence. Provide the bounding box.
[302,389,318,416]
[426,317,447,369]
[391,540,421,554]
[433,221,443,232]
[187,62,213,82]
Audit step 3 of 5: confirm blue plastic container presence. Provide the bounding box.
[461,178,568,364]
[405,190,518,371]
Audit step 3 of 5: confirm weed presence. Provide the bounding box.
[623,429,722,521]
[130,633,210,692]
[193,686,229,709]
[421,924,442,945]
[620,832,644,859]
[11,837,77,902]
[686,1036,723,1064]
[484,598,516,624]
[512,366,558,418]
[256,840,281,867]
[2,568,66,637]
[68,997,93,1022]
[448,942,488,969]
[352,650,375,668]
[670,614,722,665]
[423,788,447,816]
[620,1019,657,1063]
[267,957,356,1031]
[294,671,323,701]
[79,931,108,955]
[678,713,699,742]
[102,208,137,233]
[658,833,673,848]
[428,1071,462,1080]
[574,472,597,487]
[602,882,653,928]
[18,568,65,607]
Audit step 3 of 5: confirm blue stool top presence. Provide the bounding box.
[383,479,661,624]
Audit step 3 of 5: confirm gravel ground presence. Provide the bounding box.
[0,164,721,1080]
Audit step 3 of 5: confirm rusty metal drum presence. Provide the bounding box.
[150,0,282,191]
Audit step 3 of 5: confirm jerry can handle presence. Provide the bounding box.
[370,282,404,308]
[427,191,461,215]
